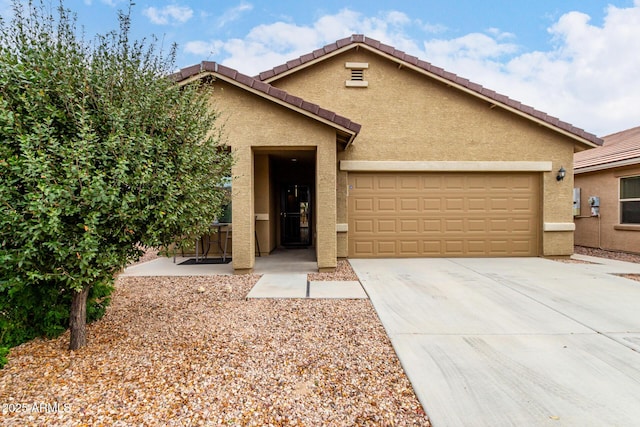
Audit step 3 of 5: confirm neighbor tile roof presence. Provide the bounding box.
[574,126,640,172]
[257,34,602,147]
[170,61,362,135]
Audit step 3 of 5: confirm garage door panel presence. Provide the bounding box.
[400,198,419,211]
[489,240,509,254]
[423,241,442,254]
[354,219,374,233]
[423,198,442,211]
[445,240,464,254]
[377,198,396,211]
[512,197,533,211]
[512,218,534,233]
[353,241,374,256]
[353,175,375,190]
[376,176,397,190]
[468,197,488,211]
[422,175,443,190]
[444,176,465,190]
[400,219,419,232]
[400,176,420,189]
[399,241,419,255]
[468,219,488,233]
[424,219,442,232]
[489,219,509,232]
[354,198,374,212]
[446,198,464,211]
[490,198,509,211]
[377,219,397,233]
[349,172,539,257]
[445,219,464,232]
[467,240,489,254]
[512,240,534,255]
[377,241,397,255]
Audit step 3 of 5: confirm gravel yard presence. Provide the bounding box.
[1,270,429,426]
[574,245,640,264]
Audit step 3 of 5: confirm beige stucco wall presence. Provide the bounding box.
[254,153,271,255]
[210,80,339,271]
[574,164,640,253]
[270,48,579,256]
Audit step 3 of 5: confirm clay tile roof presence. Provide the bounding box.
[256,34,602,147]
[171,61,361,136]
[575,126,640,171]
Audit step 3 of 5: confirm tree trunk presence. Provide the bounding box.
[69,286,90,350]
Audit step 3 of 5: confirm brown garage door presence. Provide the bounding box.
[348,172,540,257]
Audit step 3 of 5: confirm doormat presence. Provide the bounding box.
[179,258,232,265]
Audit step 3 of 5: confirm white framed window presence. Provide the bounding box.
[620,175,640,224]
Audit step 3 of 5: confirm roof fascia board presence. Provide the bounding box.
[575,157,640,174]
[261,45,357,84]
[177,71,215,86]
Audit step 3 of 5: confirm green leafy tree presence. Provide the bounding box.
[0,0,232,352]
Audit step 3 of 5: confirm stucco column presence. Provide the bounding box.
[316,142,337,272]
[232,146,255,273]
[543,162,575,256]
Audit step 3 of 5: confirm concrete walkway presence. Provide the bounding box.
[246,274,367,299]
[122,249,368,299]
[350,256,640,427]
[121,248,319,276]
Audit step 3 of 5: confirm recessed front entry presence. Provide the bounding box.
[281,184,312,247]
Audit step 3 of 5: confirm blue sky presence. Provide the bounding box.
[2,1,639,136]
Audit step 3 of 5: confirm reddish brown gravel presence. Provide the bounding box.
[574,245,640,264]
[308,259,359,282]
[0,274,430,426]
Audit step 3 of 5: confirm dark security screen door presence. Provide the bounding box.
[281,184,311,246]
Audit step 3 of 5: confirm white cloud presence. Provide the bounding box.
[217,2,253,28]
[184,9,426,76]
[100,0,124,6]
[497,3,640,136]
[143,5,193,26]
[184,40,224,59]
[183,3,640,136]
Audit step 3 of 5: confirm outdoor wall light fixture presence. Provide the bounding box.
[556,166,566,181]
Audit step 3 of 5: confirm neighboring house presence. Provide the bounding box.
[574,126,640,253]
[172,34,602,273]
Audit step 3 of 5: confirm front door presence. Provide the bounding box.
[281,184,311,247]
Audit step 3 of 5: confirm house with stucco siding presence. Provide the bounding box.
[172,34,602,274]
[574,126,640,253]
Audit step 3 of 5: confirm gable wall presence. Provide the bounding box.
[269,48,577,256]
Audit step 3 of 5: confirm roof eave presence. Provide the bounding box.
[575,157,640,174]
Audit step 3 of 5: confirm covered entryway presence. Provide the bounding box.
[348,172,540,257]
[254,148,316,255]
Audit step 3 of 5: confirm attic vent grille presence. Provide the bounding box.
[351,69,364,81]
[345,62,369,88]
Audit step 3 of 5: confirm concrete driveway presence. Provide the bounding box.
[350,256,640,427]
